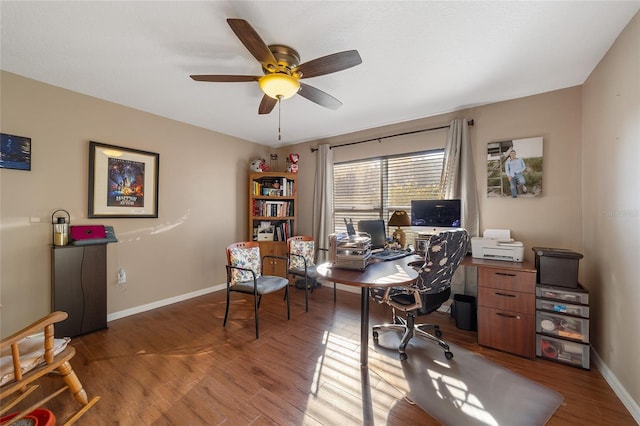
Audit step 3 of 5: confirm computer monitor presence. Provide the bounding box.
[357,219,387,250]
[410,199,461,228]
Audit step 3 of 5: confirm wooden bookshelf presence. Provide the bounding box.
[249,172,297,276]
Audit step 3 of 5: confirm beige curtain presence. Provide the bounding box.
[440,118,480,237]
[313,144,334,250]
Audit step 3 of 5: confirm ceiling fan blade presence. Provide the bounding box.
[258,95,277,115]
[227,18,277,68]
[298,83,342,110]
[294,50,362,79]
[190,75,259,82]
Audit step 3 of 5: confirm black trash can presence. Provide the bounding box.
[453,294,477,331]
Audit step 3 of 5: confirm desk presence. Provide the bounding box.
[317,255,420,368]
[462,256,537,358]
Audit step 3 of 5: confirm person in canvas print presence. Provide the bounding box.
[505,150,526,198]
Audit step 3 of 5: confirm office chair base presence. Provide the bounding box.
[372,315,454,361]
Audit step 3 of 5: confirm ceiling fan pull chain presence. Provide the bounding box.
[278,95,282,141]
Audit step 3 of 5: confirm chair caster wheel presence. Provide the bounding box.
[373,331,379,342]
[445,351,454,360]
[399,352,408,361]
[435,329,443,338]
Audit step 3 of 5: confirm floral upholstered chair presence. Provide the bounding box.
[287,236,334,312]
[225,242,290,338]
[371,229,469,360]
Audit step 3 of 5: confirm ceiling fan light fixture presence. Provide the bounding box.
[259,73,300,100]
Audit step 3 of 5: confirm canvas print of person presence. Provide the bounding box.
[487,137,543,198]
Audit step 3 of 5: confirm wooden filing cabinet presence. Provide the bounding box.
[476,263,537,358]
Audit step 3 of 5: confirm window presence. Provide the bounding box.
[333,149,444,243]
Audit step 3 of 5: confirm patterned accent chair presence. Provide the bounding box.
[371,229,469,360]
[225,242,290,338]
[287,236,334,312]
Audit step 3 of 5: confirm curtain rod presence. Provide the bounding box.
[310,119,474,152]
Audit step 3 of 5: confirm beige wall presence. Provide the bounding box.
[0,71,272,336]
[582,12,640,406]
[292,87,584,261]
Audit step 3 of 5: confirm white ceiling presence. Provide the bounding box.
[1,1,638,147]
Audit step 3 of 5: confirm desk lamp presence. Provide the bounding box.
[388,210,411,248]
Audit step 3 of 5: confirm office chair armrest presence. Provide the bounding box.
[385,286,424,313]
[408,260,424,269]
[377,286,392,303]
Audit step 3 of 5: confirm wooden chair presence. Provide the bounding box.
[225,242,290,338]
[287,236,335,312]
[0,311,100,425]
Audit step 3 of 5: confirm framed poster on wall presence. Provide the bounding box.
[0,133,31,171]
[89,141,159,218]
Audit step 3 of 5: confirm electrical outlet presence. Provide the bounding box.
[118,268,127,284]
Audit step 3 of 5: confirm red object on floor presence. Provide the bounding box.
[0,408,56,425]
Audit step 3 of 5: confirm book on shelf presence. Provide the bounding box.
[253,220,293,242]
[253,200,292,217]
[252,176,294,197]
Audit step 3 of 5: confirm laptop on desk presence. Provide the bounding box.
[357,219,410,261]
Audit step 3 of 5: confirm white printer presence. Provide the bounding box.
[471,229,524,262]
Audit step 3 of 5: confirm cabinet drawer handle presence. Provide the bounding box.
[495,292,516,298]
[495,272,517,277]
[496,312,520,319]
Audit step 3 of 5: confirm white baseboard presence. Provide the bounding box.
[107,284,225,322]
[108,282,352,322]
[591,347,640,423]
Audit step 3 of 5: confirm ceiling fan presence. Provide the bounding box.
[190,18,362,115]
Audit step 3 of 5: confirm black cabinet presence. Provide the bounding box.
[51,244,107,338]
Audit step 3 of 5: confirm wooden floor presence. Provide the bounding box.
[20,285,635,425]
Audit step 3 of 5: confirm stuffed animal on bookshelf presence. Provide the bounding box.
[250,158,268,172]
[286,153,299,173]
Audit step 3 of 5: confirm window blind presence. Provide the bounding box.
[333,149,444,243]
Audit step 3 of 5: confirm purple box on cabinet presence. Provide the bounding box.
[70,225,106,241]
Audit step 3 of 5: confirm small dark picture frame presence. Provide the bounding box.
[89,141,159,218]
[1,133,31,171]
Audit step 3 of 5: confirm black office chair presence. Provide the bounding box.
[371,229,469,360]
